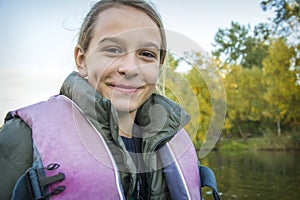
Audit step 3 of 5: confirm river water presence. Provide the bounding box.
[200,151,300,200]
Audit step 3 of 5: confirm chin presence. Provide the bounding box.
[112,102,139,114]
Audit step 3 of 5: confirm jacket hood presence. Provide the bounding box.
[60,71,117,141]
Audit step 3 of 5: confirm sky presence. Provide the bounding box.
[0,0,274,124]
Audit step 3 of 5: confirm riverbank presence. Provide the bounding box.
[218,134,300,151]
[194,133,300,151]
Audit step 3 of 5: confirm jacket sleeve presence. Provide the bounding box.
[0,117,33,200]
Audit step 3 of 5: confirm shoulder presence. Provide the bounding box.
[0,116,33,153]
[0,117,33,199]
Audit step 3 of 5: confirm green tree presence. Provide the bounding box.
[262,38,297,136]
[163,51,226,146]
[224,65,265,140]
[261,0,300,40]
[212,21,269,68]
[261,0,300,85]
[162,53,202,142]
[183,51,226,150]
[184,64,212,143]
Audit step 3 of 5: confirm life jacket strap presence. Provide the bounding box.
[199,165,221,200]
[12,163,66,200]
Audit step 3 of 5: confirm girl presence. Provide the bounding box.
[0,1,219,199]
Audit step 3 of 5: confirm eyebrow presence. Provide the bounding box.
[98,37,124,45]
[98,37,160,50]
[139,41,160,50]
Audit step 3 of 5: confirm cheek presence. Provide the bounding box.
[148,84,156,94]
[85,56,111,85]
[141,65,160,84]
[86,73,98,90]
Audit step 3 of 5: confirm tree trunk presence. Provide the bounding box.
[238,125,247,141]
[277,120,281,137]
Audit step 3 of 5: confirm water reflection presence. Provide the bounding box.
[200,151,300,200]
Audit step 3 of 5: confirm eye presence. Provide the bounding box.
[105,47,122,54]
[139,50,157,60]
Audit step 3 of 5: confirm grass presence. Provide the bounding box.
[218,140,250,151]
[215,133,300,151]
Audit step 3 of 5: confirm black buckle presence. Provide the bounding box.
[27,163,66,199]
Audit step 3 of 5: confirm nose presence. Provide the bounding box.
[117,52,140,78]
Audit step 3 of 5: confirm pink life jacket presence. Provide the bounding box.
[11,95,201,200]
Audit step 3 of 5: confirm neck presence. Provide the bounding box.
[118,111,137,138]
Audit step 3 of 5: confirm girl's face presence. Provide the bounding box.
[75,6,161,114]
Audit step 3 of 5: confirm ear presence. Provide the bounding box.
[74,45,88,77]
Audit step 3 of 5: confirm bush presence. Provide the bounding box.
[219,140,250,151]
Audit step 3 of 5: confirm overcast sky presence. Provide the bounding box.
[0,0,274,124]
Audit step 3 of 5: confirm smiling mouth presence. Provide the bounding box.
[108,84,143,93]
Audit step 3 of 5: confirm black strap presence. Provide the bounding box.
[11,163,65,200]
[200,165,221,200]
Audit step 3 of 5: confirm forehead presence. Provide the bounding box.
[91,6,161,44]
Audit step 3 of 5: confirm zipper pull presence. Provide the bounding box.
[136,175,141,199]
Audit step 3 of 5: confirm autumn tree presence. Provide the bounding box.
[183,51,226,149]
[162,53,202,142]
[262,38,297,136]
[184,60,212,144]
[162,51,226,147]
[223,65,265,140]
